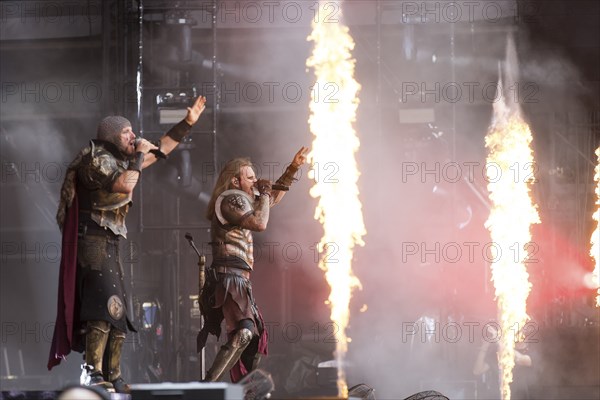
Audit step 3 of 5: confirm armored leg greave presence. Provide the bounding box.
[105,328,130,394]
[248,352,262,372]
[241,336,261,372]
[85,320,113,390]
[85,320,110,374]
[204,328,253,382]
[106,329,126,381]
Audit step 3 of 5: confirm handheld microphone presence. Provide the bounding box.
[134,138,167,159]
[252,184,289,198]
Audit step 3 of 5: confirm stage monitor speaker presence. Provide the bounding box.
[130,382,243,400]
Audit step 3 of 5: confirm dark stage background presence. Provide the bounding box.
[1,1,599,399]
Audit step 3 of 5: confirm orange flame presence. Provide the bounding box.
[485,93,540,400]
[592,147,600,307]
[307,2,366,397]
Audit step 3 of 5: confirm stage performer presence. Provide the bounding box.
[48,96,207,393]
[199,146,308,382]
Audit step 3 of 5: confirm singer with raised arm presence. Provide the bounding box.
[198,146,308,383]
[47,96,207,394]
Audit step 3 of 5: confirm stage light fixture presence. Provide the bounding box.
[156,89,197,125]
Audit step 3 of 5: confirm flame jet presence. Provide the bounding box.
[484,36,540,400]
[306,1,366,397]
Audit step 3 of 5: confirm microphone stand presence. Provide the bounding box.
[184,233,206,380]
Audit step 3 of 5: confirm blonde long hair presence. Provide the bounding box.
[205,157,253,220]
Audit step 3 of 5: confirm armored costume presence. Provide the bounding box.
[48,116,193,393]
[76,140,133,328]
[199,163,299,383]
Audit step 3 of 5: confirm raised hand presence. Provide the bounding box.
[291,146,309,168]
[185,96,207,125]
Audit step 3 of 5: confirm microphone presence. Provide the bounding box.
[252,184,289,198]
[134,138,167,159]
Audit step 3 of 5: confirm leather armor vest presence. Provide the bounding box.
[211,189,255,269]
[77,140,132,238]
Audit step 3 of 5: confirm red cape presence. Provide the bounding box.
[47,193,79,370]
